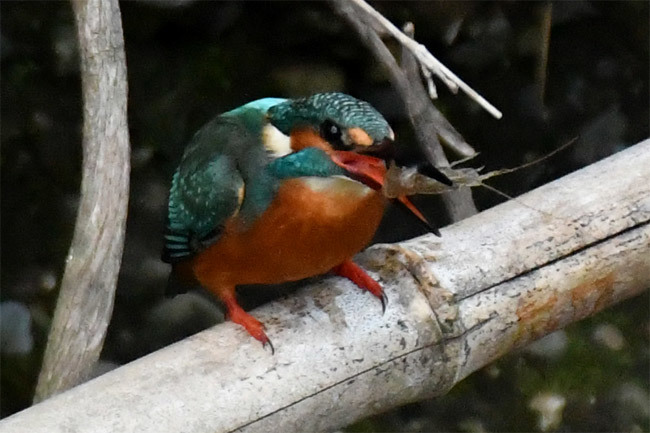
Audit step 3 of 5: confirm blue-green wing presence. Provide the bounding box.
[162,108,354,264]
[162,120,247,263]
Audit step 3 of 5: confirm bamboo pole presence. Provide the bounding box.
[5,140,648,432]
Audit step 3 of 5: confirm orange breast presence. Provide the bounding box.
[191,177,386,288]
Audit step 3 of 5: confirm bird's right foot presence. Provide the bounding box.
[222,294,274,353]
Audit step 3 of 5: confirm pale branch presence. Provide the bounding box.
[345,0,503,119]
[331,0,478,221]
[398,22,478,220]
[537,2,553,105]
[331,0,476,160]
[403,22,437,100]
[33,0,130,403]
[400,22,476,162]
[4,140,648,433]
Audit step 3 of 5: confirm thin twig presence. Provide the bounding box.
[332,1,476,160]
[420,62,438,100]
[348,0,503,119]
[400,22,475,159]
[331,0,478,220]
[403,22,438,100]
[537,2,553,105]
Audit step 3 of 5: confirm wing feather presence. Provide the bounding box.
[162,119,248,263]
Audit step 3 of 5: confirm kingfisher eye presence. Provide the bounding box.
[320,119,348,149]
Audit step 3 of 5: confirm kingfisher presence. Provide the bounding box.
[162,92,451,350]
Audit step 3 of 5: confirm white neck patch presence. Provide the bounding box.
[302,175,372,197]
[262,123,292,157]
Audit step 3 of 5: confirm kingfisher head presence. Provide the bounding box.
[255,92,450,191]
[241,92,449,234]
[263,92,394,159]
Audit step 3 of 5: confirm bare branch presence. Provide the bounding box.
[5,139,648,433]
[346,0,503,119]
[537,2,553,105]
[332,0,476,160]
[33,0,130,403]
[402,22,438,100]
[400,22,476,160]
[331,0,478,220]
[399,22,478,220]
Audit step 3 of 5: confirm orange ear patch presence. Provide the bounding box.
[290,128,332,153]
[348,127,373,147]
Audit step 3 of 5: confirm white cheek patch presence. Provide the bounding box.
[303,176,372,197]
[262,123,292,157]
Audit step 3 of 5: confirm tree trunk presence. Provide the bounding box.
[33,0,130,403]
[5,139,648,432]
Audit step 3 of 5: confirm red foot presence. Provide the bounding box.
[332,259,387,312]
[222,294,274,353]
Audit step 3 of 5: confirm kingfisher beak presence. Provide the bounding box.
[330,150,386,191]
[355,137,396,161]
[358,137,453,187]
[330,145,442,236]
[333,135,450,237]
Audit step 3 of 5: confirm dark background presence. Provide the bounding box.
[1,1,648,431]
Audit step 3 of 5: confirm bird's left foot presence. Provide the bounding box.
[332,259,387,312]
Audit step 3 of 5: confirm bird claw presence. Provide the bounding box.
[263,338,275,355]
[242,321,275,355]
[225,299,275,354]
[332,259,388,313]
[380,291,388,314]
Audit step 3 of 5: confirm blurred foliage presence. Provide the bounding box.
[1,0,648,430]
